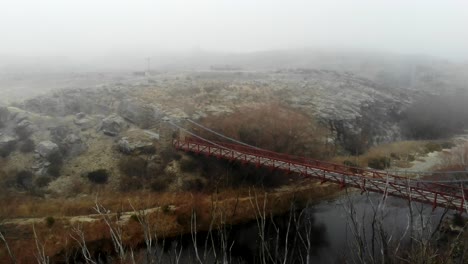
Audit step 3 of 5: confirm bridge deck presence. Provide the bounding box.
[174,138,467,213]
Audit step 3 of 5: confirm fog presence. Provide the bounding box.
[1,0,468,62]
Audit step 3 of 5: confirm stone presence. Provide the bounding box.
[74,113,95,130]
[36,141,59,158]
[64,134,88,157]
[100,114,127,136]
[118,99,162,129]
[15,119,35,138]
[117,137,154,155]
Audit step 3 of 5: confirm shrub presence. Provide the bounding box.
[179,158,199,172]
[150,178,169,192]
[119,176,143,192]
[162,205,171,214]
[119,156,147,178]
[87,169,109,184]
[45,216,55,227]
[130,214,139,222]
[440,141,455,149]
[47,151,63,164]
[47,164,62,177]
[0,140,16,157]
[16,170,34,190]
[19,139,35,153]
[390,152,400,160]
[35,176,52,187]
[452,214,465,227]
[425,142,442,153]
[368,156,391,170]
[160,149,181,163]
[182,178,204,192]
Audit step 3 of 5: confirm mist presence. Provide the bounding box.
[1,0,468,62]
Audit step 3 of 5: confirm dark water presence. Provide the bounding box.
[134,192,448,264]
[69,192,449,263]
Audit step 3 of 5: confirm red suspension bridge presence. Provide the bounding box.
[168,120,468,213]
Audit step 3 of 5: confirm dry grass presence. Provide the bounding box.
[332,140,429,168]
[0,181,339,263]
[0,191,194,219]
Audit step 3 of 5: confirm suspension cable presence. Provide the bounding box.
[168,121,232,151]
[170,119,468,186]
[186,118,264,150]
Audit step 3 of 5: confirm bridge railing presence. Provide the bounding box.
[176,137,468,197]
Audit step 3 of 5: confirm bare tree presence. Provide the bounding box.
[33,225,49,264]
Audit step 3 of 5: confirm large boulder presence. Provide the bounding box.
[0,135,17,157]
[36,141,59,158]
[63,134,88,157]
[74,112,96,130]
[99,114,127,136]
[117,137,154,155]
[118,99,162,129]
[117,130,158,155]
[15,119,35,139]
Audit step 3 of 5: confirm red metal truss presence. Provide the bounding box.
[173,137,467,213]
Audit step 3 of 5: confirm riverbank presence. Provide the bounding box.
[0,180,340,263]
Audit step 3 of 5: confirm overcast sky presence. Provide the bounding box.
[1,0,467,61]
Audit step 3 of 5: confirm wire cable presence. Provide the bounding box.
[170,120,468,186]
[186,118,264,150]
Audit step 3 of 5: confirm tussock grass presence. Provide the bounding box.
[332,140,428,168]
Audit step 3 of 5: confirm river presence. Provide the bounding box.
[123,191,449,264]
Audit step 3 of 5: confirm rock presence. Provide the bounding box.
[64,134,88,157]
[74,113,95,130]
[50,126,72,143]
[15,119,35,138]
[0,135,17,157]
[36,141,59,158]
[75,112,86,119]
[99,114,127,136]
[117,129,157,154]
[117,137,155,155]
[118,99,162,129]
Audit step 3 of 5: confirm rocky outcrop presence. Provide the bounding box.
[99,114,127,136]
[22,88,118,117]
[118,99,162,129]
[74,112,96,130]
[117,130,158,155]
[63,134,88,157]
[36,141,59,158]
[15,119,35,139]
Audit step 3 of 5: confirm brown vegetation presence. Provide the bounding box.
[0,182,339,263]
[198,102,332,159]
